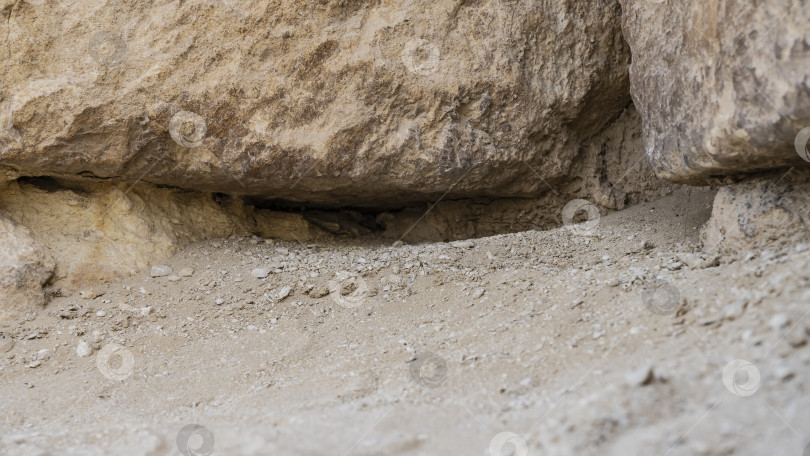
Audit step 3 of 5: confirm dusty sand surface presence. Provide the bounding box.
[1,187,809,456]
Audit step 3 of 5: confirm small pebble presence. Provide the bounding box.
[76,341,92,357]
[769,314,790,331]
[0,339,14,353]
[215,298,225,306]
[80,289,103,300]
[451,240,475,249]
[150,265,172,278]
[179,268,195,277]
[251,268,270,279]
[278,286,292,301]
[96,311,106,317]
[626,365,655,387]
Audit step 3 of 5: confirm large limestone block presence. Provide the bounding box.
[621,0,810,182]
[0,215,55,320]
[0,0,630,205]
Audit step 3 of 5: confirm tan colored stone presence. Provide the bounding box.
[621,0,810,182]
[0,215,55,320]
[702,170,810,254]
[253,211,326,242]
[0,0,630,205]
[0,178,252,290]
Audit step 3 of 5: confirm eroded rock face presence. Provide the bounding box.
[0,0,630,205]
[0,178,253,292]
[702,170,810,254]
[0,215,55,320]
[621,0,810,182]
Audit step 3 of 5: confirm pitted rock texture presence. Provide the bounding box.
[621,0,810,182]
[0,0,629,206]
[702,170,810,254]
[0,215,55,320]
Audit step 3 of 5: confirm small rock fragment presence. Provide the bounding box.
[626,365,655,387]
[769,314,790,331]
[722,301,745,321]
[309,284,329,298]
[96,311,106,317]
[451,240,475,249]
[179,268,195,277]
[472,288,486,299]
[80,289,104,300]
[150,265,172,278]
[119,303,137,312]
[251,268,270,279]
[76,341,92,357]
[215,298,225,306]
[0,339,14,353]
[278,286,292,301]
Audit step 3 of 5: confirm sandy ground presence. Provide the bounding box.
[1,187,809,456]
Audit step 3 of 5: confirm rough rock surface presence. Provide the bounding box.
[380,106,680,242]
[0,0,629,205]
[621,0,810,182]
[0,215,55,320]
[702,170,810,254]
[0,178,252,292]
